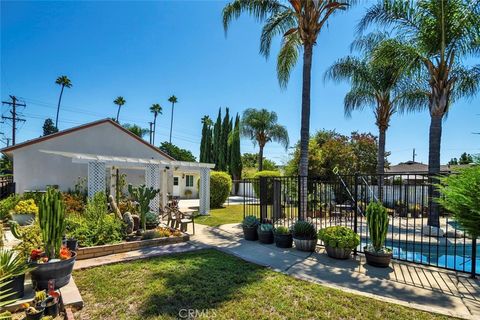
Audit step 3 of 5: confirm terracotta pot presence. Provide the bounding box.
[293,238,317,252]
[364,248,392,268]
[325,246,352,259]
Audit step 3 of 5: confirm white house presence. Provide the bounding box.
[1,119,214,214]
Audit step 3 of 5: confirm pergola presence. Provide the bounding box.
[40,150,215,215]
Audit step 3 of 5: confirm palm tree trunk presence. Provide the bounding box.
[153,115,157,145]
[427,113,443,227]
[169,102,175,144]
[258,145,264,171]
[55,85,65,128]
[377,126,387,201]
[299,43,313,219]
[116,106,121,123]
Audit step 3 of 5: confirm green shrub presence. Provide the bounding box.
[209,171,232,208]
[0,195,20,220]
[252,171,281,204]
[257,223,273,233]
[438,164,480,238]
[145,211,159,227]
[274,226,290,235]
[11,221,43,261]
[366,201,389,252]
[242,215,259,228]
[318,226,359,249]
[291,221,317,240]
[141,230,160,240]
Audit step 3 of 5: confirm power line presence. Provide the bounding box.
[2,95,26,145]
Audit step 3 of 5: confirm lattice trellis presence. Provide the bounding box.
[88,161,106,198]
[145,163,161,213]
[199,167,210,215]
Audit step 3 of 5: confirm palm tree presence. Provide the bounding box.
[223,0,353,216]
[55,75,72,128]
[168,95,178,143]
[359,0,480,227]
[113,96,126,123]
[241,108,289,171]
[325,33,427,176]
[149,103,163,145]
[123,124,149,138]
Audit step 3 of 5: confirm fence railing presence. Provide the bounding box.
[0,175,14,199]
[240,174,478,278]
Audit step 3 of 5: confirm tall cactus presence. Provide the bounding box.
[366,201,389,252]
[128,185,159,231]
[38,188,66,259]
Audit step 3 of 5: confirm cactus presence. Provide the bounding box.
[122,212,134,235]
[128,185,159,231]
[366,201,389,252]
[34,290,47,303]
[9,221,22,240]
[291,221,317,240]
[38,188,66,259]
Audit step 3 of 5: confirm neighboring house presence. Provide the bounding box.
[385,161,452,174]
[1,119,210,206]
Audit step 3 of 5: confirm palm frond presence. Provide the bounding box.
[350,32,388,55]
[344,87,376,117]
[451,65,480,103]
[324,56,367,84]
[260,9,296,58]
[277,30,301,89]
[268,124,289,149]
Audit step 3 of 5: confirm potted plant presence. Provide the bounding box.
[273,226,293,248]
[318,226,359,259]
[364,201,392,267]
[242,216,259,241]
[11,199,38,226]
[291,221,317,252]
[0,249,33,301]
[30,188,76,290]
[257,223,274,244]
[40,290,60,317]
[145,211,159,230]
[25,304,45,320]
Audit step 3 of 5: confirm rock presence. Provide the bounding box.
[422,225,445,237]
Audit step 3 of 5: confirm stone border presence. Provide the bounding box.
[75,233,190,260]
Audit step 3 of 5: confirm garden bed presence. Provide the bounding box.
[75,233,190,260]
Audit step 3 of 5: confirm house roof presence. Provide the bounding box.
[386,161,451,173]
[1,119,175,160]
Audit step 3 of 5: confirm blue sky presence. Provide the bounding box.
[1,1,479,165]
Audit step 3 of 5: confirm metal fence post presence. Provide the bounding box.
[354,174,358,256]
[259,177,268,222]
[243,179,246,219]
[472,238,477,279]
[297,175,302,220]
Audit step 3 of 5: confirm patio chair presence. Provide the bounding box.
[170,207,195,235]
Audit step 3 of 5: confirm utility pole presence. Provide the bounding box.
[2,96,26,146]
[412,148,417,162]
[148,122,154,144]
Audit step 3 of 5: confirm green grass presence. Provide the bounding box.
[74,249,451,320]
[195,205,244,227]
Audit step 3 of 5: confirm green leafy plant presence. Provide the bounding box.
[209,171,232,208]
[438,164,480,238]
[0,195,20,220]
[66,214,123,248]
[145,211,159,227]
[141,230,161,240]
[366,201,390,252]
[291,221,317,240]
[274,226,290,235]
[318,226,359,250]
[13,199,38,215]
[0,249,32,278]
[10,221,43,261]
[38,188,66,259]
[0,274,17,308]
[242,215,259,228]
[128,185,159,231]
[257,223,273,233]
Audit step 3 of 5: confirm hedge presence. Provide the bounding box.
[209,171,232,208]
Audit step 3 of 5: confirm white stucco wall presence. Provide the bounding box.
[172,171,200,198]
[10,122,174,194]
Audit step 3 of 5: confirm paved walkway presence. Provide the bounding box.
[75,222,480,319]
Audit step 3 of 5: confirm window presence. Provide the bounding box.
[173,177,179,186]
[185,175,194,187]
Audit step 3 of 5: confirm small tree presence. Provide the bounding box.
[42,118,59,136]
[159,142,196,162]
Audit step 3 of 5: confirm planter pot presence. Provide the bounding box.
[0,274,25,301]
[43,296,59,317]
[25,306,45,320]
[30,251,77,290]
[364,248,392,268]
[325,246,352,259]
[274,234,293,248]
[293,238,317,252]
[66,239,78,252]
[11,214,35,226]
[243,226,258,241]
[258,231,274,244]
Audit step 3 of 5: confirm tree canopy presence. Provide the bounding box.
[159,141,196,162]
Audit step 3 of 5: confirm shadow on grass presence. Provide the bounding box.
[139,249,265,318]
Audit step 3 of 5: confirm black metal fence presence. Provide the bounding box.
[0,175,14,199]
[240,174,478,277]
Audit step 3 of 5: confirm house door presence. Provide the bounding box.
[173,176,180,197]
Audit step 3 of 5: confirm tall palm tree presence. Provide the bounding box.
[223,0,353,216]
[55,75,72,128]
[113,96,126,123]
[359,0,480,227]
[149,103,163,145]
[241,108,289,171]
[325,33,427,176]
[168,95,178,144]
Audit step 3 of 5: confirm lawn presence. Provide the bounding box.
[194,204,243,227]
[74,249,450,320]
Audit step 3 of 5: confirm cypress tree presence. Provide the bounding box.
[213,108,222,169]
[219,108,230,171]
[200,115,212,163]
[230,114,242,193]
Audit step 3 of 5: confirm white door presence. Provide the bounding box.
[173,176,180,197]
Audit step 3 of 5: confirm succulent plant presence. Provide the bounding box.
[242,215,259,228]
[34,290,47,304]
[274,226,290,235]
[257,223,274,233]
[38,188,66,259]
[366,201,389,252]
[318,226,359,249]
[291,221,317,240]
[0,249,32,278]
[128,185,160,231]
